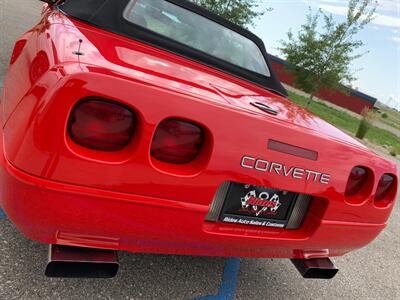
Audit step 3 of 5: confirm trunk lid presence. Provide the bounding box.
[62,18,366,150]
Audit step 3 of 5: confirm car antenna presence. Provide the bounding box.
[72,39,84,56]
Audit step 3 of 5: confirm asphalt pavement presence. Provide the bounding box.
[0,1,399,299]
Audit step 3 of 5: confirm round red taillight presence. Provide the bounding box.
[151,119,204,164]
[345,166,368,196]
[375,174,395,202]
[68,100,135,151]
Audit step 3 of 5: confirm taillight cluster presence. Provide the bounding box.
[375,174,396,206]
[68,100,204,164]
[151,119,204,164]
[345,166,396,207]
[68,100,135,151]
[345,166,368,196]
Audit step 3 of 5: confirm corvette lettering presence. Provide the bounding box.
[241,156,331,184]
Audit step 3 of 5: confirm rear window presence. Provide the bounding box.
[123,0,271,77]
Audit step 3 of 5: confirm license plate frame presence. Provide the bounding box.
[219,182,298,228]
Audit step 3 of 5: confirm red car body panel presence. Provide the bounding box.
[0,8,398,258]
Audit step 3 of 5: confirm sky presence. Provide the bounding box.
[251,0,400,109]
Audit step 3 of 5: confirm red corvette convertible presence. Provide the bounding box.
[0,0,398,278]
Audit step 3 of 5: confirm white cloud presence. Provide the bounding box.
[376,0,400,13]
[309,0,400,12]
[392,36,400,43]
[318,4,348,15]
[372,13,400,27]
[319,4,400,28]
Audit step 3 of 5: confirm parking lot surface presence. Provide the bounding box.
[0,1,399,299]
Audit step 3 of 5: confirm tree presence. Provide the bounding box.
[356,107,374,139]
[191,0,270,28]
[279,0,376,106]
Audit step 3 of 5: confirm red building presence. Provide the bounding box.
[269,55,377,115]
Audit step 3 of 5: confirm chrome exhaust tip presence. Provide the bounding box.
[291,258,338,279]
[45,245,119,278]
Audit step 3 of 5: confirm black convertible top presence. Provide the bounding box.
[59,0,287,97]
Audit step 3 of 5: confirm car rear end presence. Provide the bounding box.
[0,0,398,278]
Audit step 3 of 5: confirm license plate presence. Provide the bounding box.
[220,183,298,228]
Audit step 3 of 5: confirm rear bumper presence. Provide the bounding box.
[0,149,385,258]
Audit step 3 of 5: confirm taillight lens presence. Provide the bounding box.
[151,119,204,164]
[68,100,135,151]
[375,174,395,201]
[345,166,368,196]
[10,39,27,65]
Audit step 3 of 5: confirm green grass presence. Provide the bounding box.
[288,91,400,156]
[365,127,400,155]
[288,91,360,132]
[378,108,400,131]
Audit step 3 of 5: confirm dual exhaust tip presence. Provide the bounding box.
[45,245,119,278]
[291,258,338,279]
[45,245,338,279]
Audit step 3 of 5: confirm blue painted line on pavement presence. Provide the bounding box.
[0,208,6,219]
[197,257,241,300]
